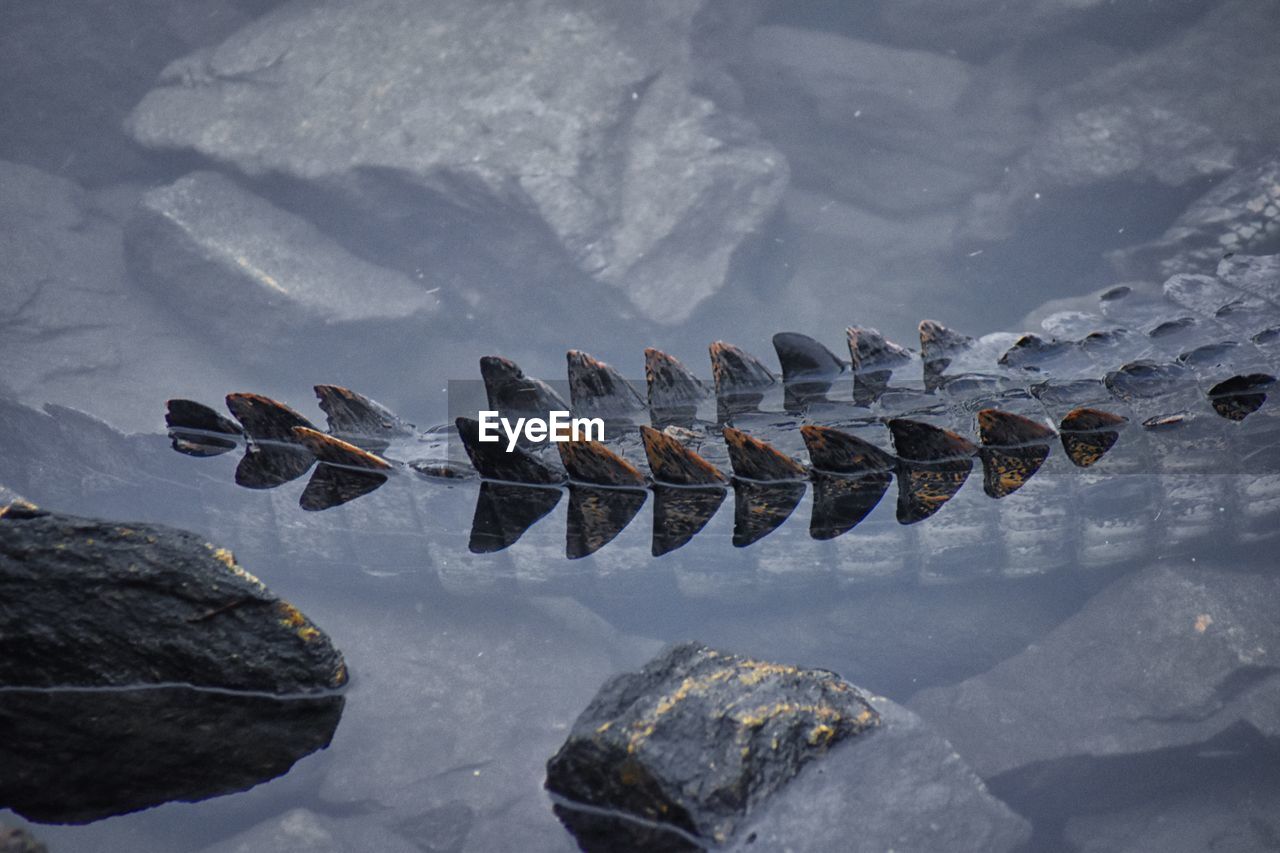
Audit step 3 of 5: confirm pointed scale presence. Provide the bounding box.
[976,409,1055,499]
[640,426,728,486]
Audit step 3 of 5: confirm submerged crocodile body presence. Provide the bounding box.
[163,254,1280,578]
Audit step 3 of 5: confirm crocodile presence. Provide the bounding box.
[160,253,1280,578]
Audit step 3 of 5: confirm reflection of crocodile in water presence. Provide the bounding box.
[163,254,1280,571]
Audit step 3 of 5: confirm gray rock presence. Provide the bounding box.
[736,25,1029,216]
[1063,774,1280,853]
[0,504,347,692]
[0,824,46,853]
[200,809,422,853]
[1109,160,1280,280]
[0,160,251,433]
[878,0,1212,58]
[126,0,787,324]
[966,0,1280,240]
[726,698,1031,853]
[910,562,1280,778]
[0,0,261,183]
[126,171,440,345]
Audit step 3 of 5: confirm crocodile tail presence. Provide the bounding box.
[313,385,413,451]
[1058,407,1127,468]
[565,486,647,559]
[225,393,317,443]
[455,416,566,485]
[165,399,242,457]
[479,355,568,416]
[1208,373,1276,420]
[566,350,646,419]
[709,341,775,417]
[800,425,895,475]
[888,419,977,524]
[918,320,974,391]
[640,425,728,486]
[557,438,647,488]
[291,427,392,470]
[976,409,1056,499]
[722,426,807,482]
[846,326,912,403]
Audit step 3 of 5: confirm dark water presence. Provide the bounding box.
[3,0,1280,850]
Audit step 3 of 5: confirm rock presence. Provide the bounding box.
[0,824,46,853]
[125,171,441,348]
[968,0,1280,240]
[199,809,422,853]
[909,562,1280,778]
[307,591,656,853]
[546,642,879,846]
[0,686,342,824]
[0,504,347,692]
[878,0,1214,59]
[1061,760,1280,853]
[126,0,787,324]
[0,160,249,433]
[1108,159,1280,280]
[0,0,263,184]
[736,25,1029,216]
[546,642,1029,852]
[724,699,1030,853]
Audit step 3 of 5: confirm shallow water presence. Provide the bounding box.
[3,0,1280,850]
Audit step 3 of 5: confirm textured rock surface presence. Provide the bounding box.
[0,686,342,824]
[737,25,1028,216]
[0,160,249,432]
[126,171,440,344]
[199,809,423,853]
[724,698,1031,853]
[0,505,347,692]
[968,0,1280,239]
[0,0,263,183]
[126,0,787,324]
[910,562,1280,777]
[546,642,878,845]
[1109,160,1280,280]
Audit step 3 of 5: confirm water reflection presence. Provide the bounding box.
[0,686,342,825]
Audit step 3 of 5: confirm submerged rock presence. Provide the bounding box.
[0,160,248,433]
[910,562,1280,778]
[126,0,787,324]
[547,642,1030,851]
[0,686,342,824]
[0,504,347,693]
[967,0,1280,239]
[0,824,46,853]
[736,25,1027,217]
[547,642,878,846]
[126,171,441,348]
[1109,159,1280,280]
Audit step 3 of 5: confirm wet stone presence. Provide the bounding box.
[0,505,347,693]
[126,171,440,351]
[910,562,1280,778]
[545,642,879,847]
[126,0,787,324]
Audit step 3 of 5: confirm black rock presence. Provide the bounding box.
[0,505,347,693]
[0,686,342,824]
[545,642,879,846]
